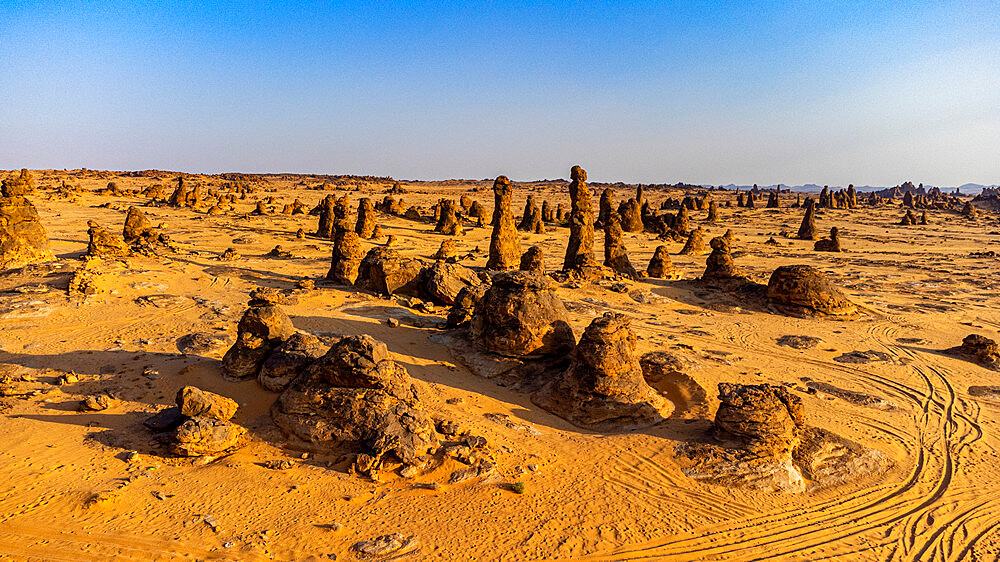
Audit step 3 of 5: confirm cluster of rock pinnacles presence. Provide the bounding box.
[6,167,990,491]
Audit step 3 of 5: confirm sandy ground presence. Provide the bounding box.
[0,171,999,561]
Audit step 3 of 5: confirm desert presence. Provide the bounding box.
[0,167,998,560]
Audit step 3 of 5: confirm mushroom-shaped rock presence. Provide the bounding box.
[533,313,672,430]
[470,271,575,357]
[766,265,857,317]
[271,335,438,472]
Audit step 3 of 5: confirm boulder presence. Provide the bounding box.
[355,247,425,297]
[172,417,247,456]
[470,271,575,357]
[221,289,296,380]
[946,334,1000,371]
[423,261,480,305]
[176,386,238,421]
[766,265,857,316]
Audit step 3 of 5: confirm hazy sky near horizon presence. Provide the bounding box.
[1,1,998,186]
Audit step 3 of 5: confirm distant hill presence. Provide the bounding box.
[706,183,997,195]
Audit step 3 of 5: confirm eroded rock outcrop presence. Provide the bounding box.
[533,313,671,430]
[87,221,132,259]
[271,335,438,475]
[470,271,575,357]
[646,245,681,279]
[355,247,424,297]
[562,166,601,277]
[0,189,52,269]
[946,334,1000,371]
[222,289,297,380]
[766,265,857,317]
[603,213,638,278]
[814,227,841,252]
[486,176,520,270]
[259,332,327,391]
[701,236,745,281]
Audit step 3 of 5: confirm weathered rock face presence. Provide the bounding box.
[715,383,804,457]
[797,198,817,240]
[327,223,364,285]
[470,271,575,357]
[122,206,153,242]
[355,247,425,297]
[533,313,672,430]
[766,265,857,316]
[222,290,297,380]
[673,205,690,236]
[563,166,600,274]
[87,220,132,259]
[173,417,247,457]
[445,284,489,329]
[702,236,744,280]
[435,199,462,236]
[355,198,377,239]
[518,197,545,234]
[603,213,638,278]
[176,386,239,421]
[706,200,719,222]
[646,245,681,279]
[947,334,1000,371]
[1,169,35,196]
[679,227,707,255]
[618,199,643,233]
[271,335,438,473]
[597,189,613,228]
[519,245,544,273]
[0,194,52,269]
[423,261,480,305]
[259,332,327,391]
[900,210,917,225]
[486,176,521,270]
[314,195,337,238]
[814,227,841,252]
[432,239,456,260]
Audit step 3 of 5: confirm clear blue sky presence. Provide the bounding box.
[1,1,998,186]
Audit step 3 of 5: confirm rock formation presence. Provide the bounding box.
[327,202,364,285]
[0,186,52,269]
[533,312,672,430]
[715,383,803,457]
[259,332,326,391]
[355,198,377,239]
[519,245,544,273]
[355,247,424,297]
[603,213,638,278]
[423,261,480,305]
[678,227,707,255]
[435,199,462,236]
[702,236,744,281]
[222,289,296,380]
[814,227,841,252]
[271,335,438,475]
[1,169,34,196]
[706,200,719,222]
[618,198,643,233]
[766,265,858,316]
[646,246,681,279]
[470,271,575,357]
[946,334,1000,371]
[432,239,456,261]
[486,176,521,270]
[597,189,613,228]
[314,195,337,238]
[87,221,132,259]
[797,198,816,240]
[562,166,601,276]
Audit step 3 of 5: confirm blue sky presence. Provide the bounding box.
[1,1,998,185]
